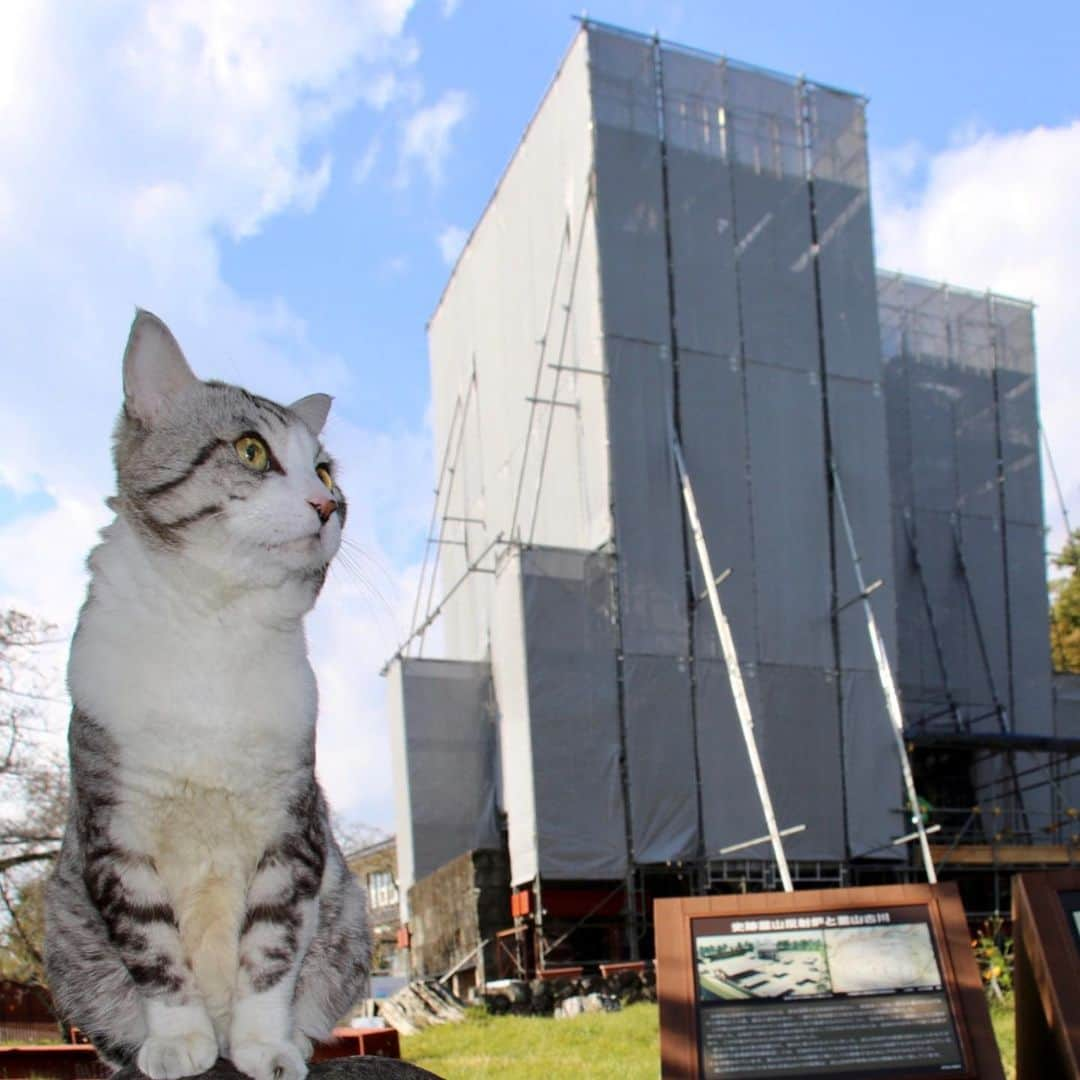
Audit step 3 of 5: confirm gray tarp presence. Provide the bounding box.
[659,50,742,359]
[745,362,833,669]
[388,658,498,917]
[731,166,818,373]
[828,375,898,674]
[807,84,879,382]
[623,654,699,863]
[605,337,689,657]
[841,670,904,857]
[589,31,670,347]
[695,659,765,856]
[677,348,758,665]
[492,548,628,885]
[695,659,847,861]
[880,276,1050,743]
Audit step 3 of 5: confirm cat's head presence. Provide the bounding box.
[112,310,345,597]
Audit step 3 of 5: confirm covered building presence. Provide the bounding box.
[385,20,1078,974]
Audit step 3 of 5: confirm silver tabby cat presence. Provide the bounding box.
[44,312,371,1080]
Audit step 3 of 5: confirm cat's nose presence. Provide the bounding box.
[308,496,337,525]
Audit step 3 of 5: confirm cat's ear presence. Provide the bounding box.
[289,393,332,436]
[123,309,198,423]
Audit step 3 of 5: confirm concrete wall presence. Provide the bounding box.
[407,849,512,989]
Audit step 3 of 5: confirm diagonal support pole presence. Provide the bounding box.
[831,460,937,884]
[671,430,793,892]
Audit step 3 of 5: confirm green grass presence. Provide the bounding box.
[990,995,1016,1080]
[401,1003,659,1079]
[403,998,1018,1079]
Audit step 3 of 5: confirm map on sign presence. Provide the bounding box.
[826,923,942,994]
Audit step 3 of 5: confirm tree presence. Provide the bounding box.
[1050,531,1080,673]
[0,609,69,992]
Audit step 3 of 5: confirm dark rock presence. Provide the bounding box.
[484,993,510,1015]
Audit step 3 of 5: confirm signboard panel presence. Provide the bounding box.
[1012,869,1080,1078]
[656,884,1002,1079]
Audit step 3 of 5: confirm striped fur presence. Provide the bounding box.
[44,313,370,1080]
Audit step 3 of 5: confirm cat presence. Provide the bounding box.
[44,311,371,1080]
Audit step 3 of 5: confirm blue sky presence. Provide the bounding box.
[2,0,1079,830]
[220,0,1080,435]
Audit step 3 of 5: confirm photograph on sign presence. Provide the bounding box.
[691,905,965,1077]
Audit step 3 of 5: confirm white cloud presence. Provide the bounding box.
[441,0,462,16]
[353,135,382,185]
[0,0,431,829]
[437,224,468,266]
[873,120,1080,555]
[0,494,110,751]
[309,419,434,831]
[397,89,469,187]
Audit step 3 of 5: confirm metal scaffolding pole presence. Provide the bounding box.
[831,460,937,884]
[671,430,793,893]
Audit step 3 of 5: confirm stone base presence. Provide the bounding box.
[113,1057,443,1080]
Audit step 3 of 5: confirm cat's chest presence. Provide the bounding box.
[71,603,314,784]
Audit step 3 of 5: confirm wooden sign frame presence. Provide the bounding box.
[1012,869,1080,1077]
[655,882,1002,1079]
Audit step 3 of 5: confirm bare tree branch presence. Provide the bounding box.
[0,609,69,986]
[0,875,45,972]
[0,851,57,873]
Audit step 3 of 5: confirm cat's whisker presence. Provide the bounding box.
[335,542,386,586]
[339,538,401,595]
[329,553,397,622]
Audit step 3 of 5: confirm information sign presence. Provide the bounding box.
[655,883,1002,1079]
[1012,869,1080,1078]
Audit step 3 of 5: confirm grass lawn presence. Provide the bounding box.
[401,1003,659,1079]
[990,996,1016,1080]
[403,998,1018,1079]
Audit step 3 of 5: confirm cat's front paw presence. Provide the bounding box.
[231,1040,307,1080]
[137,1031,219,1079]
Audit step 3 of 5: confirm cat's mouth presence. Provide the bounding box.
[262,532,324,555]
[271,534,320,548]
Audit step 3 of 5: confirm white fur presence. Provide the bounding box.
[232,893,319,1078]
[123,313,199,424]
[138,1000,218,1080]
[69,419,341,1077]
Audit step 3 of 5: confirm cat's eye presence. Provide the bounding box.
[235,435,270,472]
[316,465,333,491]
